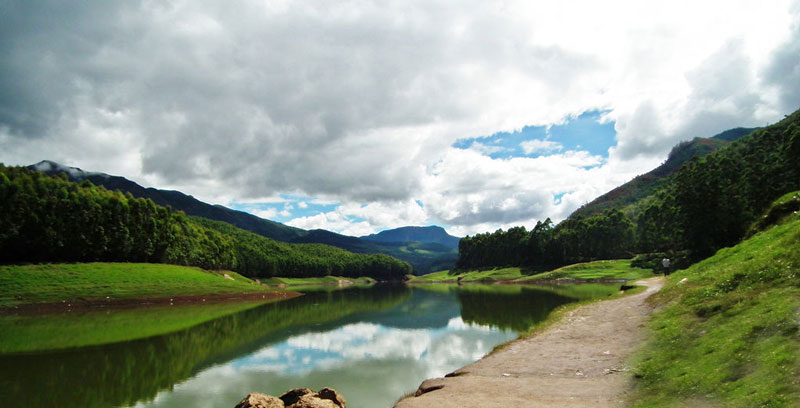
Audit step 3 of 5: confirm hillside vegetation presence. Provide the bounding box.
[569,127,755,220]
[631,193,800,407]
[452,109,799,272]
[194,217,411,280]
[411,259,652,283]
[0,263,271,308]
[30,160,306,242]
[0,165,410,280]
[32,161,458,274]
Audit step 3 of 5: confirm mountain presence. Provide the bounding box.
[28,160,457,274]
[293,229,459,274]
[361,226,461,249]
[711,127,759,142]
[292,229,381,253]
[29,160,305,242]
[568,127,758,219]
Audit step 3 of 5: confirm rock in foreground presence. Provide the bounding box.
[235,388,346,408]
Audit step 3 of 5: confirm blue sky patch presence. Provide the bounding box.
[229,194,339,222]
[453,110,616,159]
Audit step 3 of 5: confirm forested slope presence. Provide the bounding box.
[30,160,456,274]
[455,109,799,271]
[0,165,410,280]
[569,127,756,219]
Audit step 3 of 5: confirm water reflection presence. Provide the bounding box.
[0,283,618,408]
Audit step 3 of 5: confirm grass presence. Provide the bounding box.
[411,259,655,283]
[261,275,376,285]
[0,300,269,353]
[630,208,800,407]
[516,259,654,282]
[0,262,274,308]
[410,267,529,282]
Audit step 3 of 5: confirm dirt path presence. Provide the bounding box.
[395,277,664,408]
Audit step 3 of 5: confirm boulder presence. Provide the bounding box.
[234,388,345,408]
[280,387,346,408]
[414,378,445,396]
[316,388,346,408]
[279,388,314,406]
[235,393,284,408]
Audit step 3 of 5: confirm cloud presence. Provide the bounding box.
[520,139,563,155]
[252,208,279,220]
[287,199,428,236]
[763,4,800,114]
[0,0,796,236]
[468,142,511,156]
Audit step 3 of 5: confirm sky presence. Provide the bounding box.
[1,0,799,237]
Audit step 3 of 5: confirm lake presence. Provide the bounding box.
[0,283,620,408]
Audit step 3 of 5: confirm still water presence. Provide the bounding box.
[0,283,619,408]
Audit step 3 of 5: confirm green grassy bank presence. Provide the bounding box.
[0,300,267,353]
[0,262,276,308]
[411,259,653,283]
[631,195,800,407]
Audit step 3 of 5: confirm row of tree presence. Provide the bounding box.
[457,210,634,270]
[457,109,800,270]
[637,113,800,257]
[0,165,411,280]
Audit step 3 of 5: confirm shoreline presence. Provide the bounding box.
[395,277,664,408]
[408,277,630,285]
[0,290,302,315]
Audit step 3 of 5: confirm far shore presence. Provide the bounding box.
[0,290,302,315]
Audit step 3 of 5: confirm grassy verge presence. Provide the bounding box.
[0,300,269,353]
[410,267,530,282]
[261,275,376,286]
[630,212,800,407]
[516,259,653,282]
[0,263,274,308]
[411,259,654,283]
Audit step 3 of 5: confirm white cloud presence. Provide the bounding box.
[468,142,510,155]
[520,139,563,155]
[252,208,279,220]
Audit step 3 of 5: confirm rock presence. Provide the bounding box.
[678,278,688,285]
[223,273,234,280]
[414,378,445,396]
[234,388,345,408]
[235,393,285,408]
[316,388,346,408]
[279,388,314,406]
[278,388,346,408]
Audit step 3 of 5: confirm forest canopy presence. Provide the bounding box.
[0,165,411,280]
[457,108,800,271]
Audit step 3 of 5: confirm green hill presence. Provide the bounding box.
[453,109,798,271]
[29,160,456,274]
[29,160,305,242]
[361,226,461,249]
[0,165,410,281]
[569,127,756,219]
[632,192,800,407]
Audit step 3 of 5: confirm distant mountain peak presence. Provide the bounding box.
[361,225,461,249]
[568,126,758,219]
[29,160,109,181]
